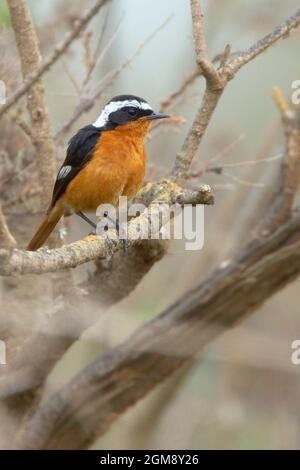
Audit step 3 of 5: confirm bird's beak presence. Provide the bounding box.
[145,112,171,121]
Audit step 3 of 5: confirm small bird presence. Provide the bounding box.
[27,94,170,251]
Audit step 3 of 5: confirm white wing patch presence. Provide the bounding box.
[93,99,153,128]
[58,165,72,180]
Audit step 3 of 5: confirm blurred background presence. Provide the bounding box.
[1,0,300,449]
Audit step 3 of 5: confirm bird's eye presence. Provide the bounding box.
[127,107,137,117]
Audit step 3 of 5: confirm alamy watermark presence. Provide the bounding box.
[0,340,6,365]
[291,340,300,365]
[96,197,205,251]
[291,80,300,105]
[0,80,6,104]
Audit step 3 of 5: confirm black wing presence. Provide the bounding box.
[49,125,102,211]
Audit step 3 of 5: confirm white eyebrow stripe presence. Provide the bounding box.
[93,99,153,128]
[57,165,72,180]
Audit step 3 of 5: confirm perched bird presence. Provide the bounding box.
[27,94,170,251]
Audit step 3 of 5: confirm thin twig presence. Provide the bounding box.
[61,57,81,95]
[83,5,116,87]
[159,50,238,113]
[160,69,201,111]
[221,8,300,80]
[189,0,222,88]
[272,86,290,113]
[218,170,264,188]
[0,0,111,119]
[0,203,16,249]
[55,15,173,140]
[189,154,283,178]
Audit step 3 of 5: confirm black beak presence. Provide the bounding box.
[146,112,171,121]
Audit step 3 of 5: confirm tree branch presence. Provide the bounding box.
[172,3,300,185]
[0,0,111,120]
[221,8,300,80]
[257,88,300,234]
[14,211,300,449]
[0,180,213,276]
[172,0,225,184]
[189,0,222,88]
[0,203,16,249]
[7,0,57,207]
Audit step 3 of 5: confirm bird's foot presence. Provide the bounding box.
[103,213,128,254]
[103,230,118,251]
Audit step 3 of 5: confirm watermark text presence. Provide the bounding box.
[0,340,6,365]
[0,80,6,105]
[96,197,205,251]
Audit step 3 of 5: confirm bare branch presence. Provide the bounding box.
[172,5,300,185]
[159,50,238,112]
[217,171,264,189]
[222,8,300,80]
[83,7,120,87]
[14,212,300,449]
[172,85,224,184]
[7,0,57,207]
[0,0,111,119]
[160,69,200,111]
[172,1,225,184]
[189,0,222,88]
[272,86,290,113]
[0,181,213,276]
[0,203,16,249]
[257,89,300,234]
[55,15,172,140]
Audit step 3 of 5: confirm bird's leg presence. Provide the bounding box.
[76,211,97,230]
[76,211,128,253]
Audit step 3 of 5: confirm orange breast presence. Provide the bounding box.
[62,126,146,213]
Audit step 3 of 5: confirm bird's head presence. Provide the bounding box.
[92,94,170,136]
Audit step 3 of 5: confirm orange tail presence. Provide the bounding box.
[27,205,64,251]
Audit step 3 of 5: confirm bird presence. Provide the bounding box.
[27,94,170,251]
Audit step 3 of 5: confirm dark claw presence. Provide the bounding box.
[104,214,128,255]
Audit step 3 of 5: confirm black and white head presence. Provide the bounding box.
[93,94,170,129]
